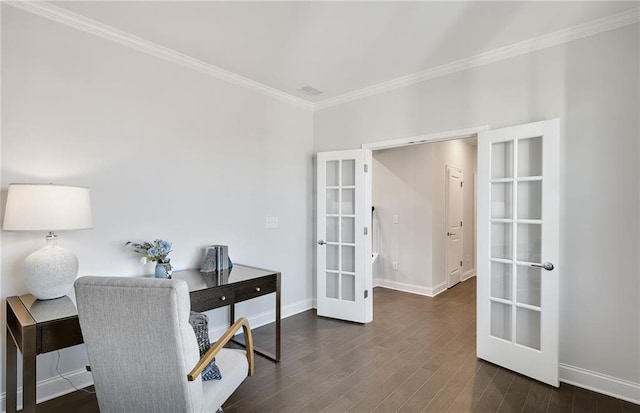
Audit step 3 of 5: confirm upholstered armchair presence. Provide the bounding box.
[75,276,254,413]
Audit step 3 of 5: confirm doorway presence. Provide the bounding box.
[368,134,478,297]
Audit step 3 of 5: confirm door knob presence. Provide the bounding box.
[317,240,327,245]
[531,262,554,271]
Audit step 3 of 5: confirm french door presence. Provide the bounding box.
[316,149,373,323]
[477,119,560,386]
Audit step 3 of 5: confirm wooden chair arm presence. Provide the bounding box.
[187,317,254,381]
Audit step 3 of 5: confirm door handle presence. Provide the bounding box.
[317,240,327,245]
[531,262,554,271]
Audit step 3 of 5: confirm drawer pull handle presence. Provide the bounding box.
[220,296,226,301]
[255,287,261,292]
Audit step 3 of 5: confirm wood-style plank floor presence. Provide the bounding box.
[38,278,639,412]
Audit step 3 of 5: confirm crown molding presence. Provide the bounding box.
[7,2,638,113]
[6,1,315,111]
[314,7,640,110]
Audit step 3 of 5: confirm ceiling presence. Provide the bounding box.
[49,1,639,104]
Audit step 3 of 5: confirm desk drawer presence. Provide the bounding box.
[190,286,234,312]
[39,318,83,353]
[234,276,276,303]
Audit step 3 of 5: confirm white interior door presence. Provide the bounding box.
[446,166,463,288]
[477,119,560,386]
[316,149,373,323]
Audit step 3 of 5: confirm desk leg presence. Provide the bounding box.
[275,274,281,362]
[22,325,37,413]
[6,327,17,413]
[229,303,235,326]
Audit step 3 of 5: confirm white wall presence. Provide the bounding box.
[1,5,314,403]
[315,24,640,397]
[372,139,476,295]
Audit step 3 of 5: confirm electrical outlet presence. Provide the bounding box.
[392,261,398,271]
[265,217,278,229]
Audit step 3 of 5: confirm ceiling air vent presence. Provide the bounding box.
[297,85,324,97]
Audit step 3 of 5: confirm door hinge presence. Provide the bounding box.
[460,181,463,188]
[364,164,369,173]
[460,260,463,267]
[364,227,368,235]
[364,290,369,299]
[460,221,463,227]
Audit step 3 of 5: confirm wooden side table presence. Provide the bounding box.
[5,294,83,413]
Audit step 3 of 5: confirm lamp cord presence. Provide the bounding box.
[55,351,96,394]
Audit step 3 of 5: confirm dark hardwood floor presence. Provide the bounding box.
[38,278,638,412]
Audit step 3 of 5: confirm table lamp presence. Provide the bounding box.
[2,183,93,300]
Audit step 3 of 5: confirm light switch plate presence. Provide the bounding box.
[265,217,278,228]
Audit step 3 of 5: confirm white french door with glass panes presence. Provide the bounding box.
[477,119,560,386]
[316,149,373,323]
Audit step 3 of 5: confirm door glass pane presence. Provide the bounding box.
[342,245,355,272]
[517,181,542,220]
[491,262,512,300]
[491,222,513,259]
[491,183,513,219]
[492,141,513,179]
[491,301,512,340]
[326,189,339,214]
[326,161,339,186]
[341,274,355,301]
[342,160,355,186]
[326,217,339,243]
[326,244,339,271]
[517,265,541,307]
[517,224,541,263]
[326,273,339,299]
[516,307,541,350]
[342,189,355,214]
[341,217,355,244]
[518,181,542,219]
[517,137,542,177]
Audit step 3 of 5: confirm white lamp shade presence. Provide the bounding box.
[3,184,93,231]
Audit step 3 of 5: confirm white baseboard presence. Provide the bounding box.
[208,297,314,338]
[462,269,476,281]
[0,298,314,413]
[373,278,448,297]
[560,363,640,405]
[1,368,94,412]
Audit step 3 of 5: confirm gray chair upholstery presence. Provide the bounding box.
[75,276,253,413]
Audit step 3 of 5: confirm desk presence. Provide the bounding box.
[5,264,281,413]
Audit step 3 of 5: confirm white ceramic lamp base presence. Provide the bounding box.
[23,236,79,300]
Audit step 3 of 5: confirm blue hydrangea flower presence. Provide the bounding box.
[126,239,173,263]
[155,239,172,254]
